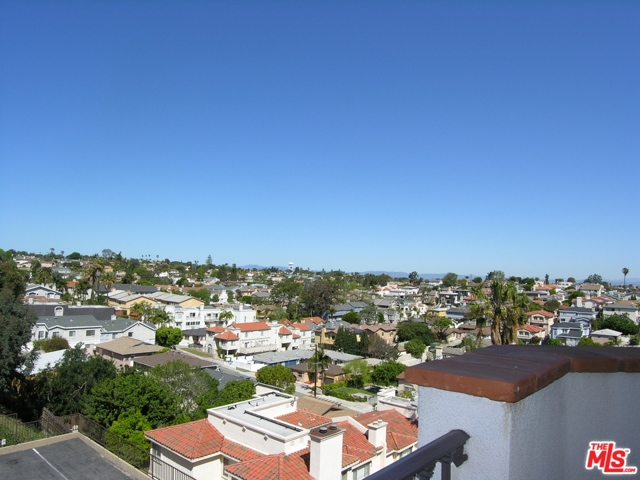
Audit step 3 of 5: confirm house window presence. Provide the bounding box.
[353,463,370,480]
[86,330,95,337]
[52,332,60,338]
[38,331,45,339]
[128,332,133,337]
[69,331,76,337]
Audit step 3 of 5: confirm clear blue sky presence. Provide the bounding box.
[1,1,638,281]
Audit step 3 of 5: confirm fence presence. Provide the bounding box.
[57,413,150,471]
[0,413,49,447]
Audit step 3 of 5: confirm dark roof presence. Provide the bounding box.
[181,328,209,337]
[133,351,215,369]
[28,304,115,321]
[204,366,250,388]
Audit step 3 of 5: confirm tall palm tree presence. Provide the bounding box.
[469,281,527,345]
[218,310,235,326]
[101,272,116,293]
[309,344,330,396]
[622,268,629,289]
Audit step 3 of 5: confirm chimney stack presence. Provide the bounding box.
[309,424,344,480]
[367,420,387,449]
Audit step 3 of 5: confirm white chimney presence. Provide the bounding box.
[367,420,387,449]
[111,314,116,320]
[577,297,583,308]
[309,424,344,480]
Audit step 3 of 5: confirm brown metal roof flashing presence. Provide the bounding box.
[405,345,640,403]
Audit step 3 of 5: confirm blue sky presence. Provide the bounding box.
[1,1,638,281]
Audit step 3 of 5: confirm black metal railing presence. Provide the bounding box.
[57,413,150,471]
[366,429,470,480]
[149,455,197,480]
[0,414,50,446]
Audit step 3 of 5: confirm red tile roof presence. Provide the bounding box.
[303,317,324,325]
[275,409,331,429]
[225,450,313,480]
[337,421,379,463]
[145,419,223,460]
[215,331,239,341]
[291,323,311,331]
[230,322,271,332]
[279,326,293,335]
[520,325,545,333]
[293,334,301,339]
[221,438,264,462]
[527,310,555,318]
[355,409,418,452]
[207,326,225,333]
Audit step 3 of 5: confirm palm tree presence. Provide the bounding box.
[622,268,629,289]
[218,310,235,326]
[101,272,116,293]
[469,280,527,345]
[309,344,330,396]
[75,278,91,303]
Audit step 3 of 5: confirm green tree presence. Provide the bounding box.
[371,361,406,386]
[546,338,564,346]
[542,299,561,313]
[108,410,152,450]
[359,305,379,325]
[592,314,639,336]
[333,327,359,355]
[218,310,235,325]
[66,252,82,260]
[41,345,117,416]
[469,281,529,345]
[256,365,296,394]
[404,338,426,358]
[367,334,398,360]
[309,345,331,394]
[408,271,420,285]
[189,288,212,306]
[342,359,372,388]
[432,318,455,341]
[155,327,183,348]
[622,268,629,288]
[342,311,360,324]
[397,322,436,345]
[300,279,339,318]
[0,260,38,403]
[270,278,303,307]
[85,370,181,428]
[585,274,603,284]
[33,337,70,352]
[486,271,506,282]
[441,273,458,288]
[149,360,220,417]
[213,379,255,407]
[577,337,601,347]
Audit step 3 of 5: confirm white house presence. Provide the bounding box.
[25,284,62,299]
[145,392,418,480]
[603,303,639,322]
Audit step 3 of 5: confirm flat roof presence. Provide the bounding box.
[0,437,136,480]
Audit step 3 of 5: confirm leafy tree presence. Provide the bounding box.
[472,277,483,284]
[441,273,458,288]
[213,379,255,407]
[542,300,561,313]
[342,359,372,388]
[578,337,601,347]
[367,334,398,360]
[67,252,82,260]
[40,345,117,416]
[460,336,481,351]
[256,365,296,394]
[107,410,152,450]
[405,338,426,358]
[397,322,436,345]
[342,311,360,324]
[408,271,420,285]
[300,279,338,318]
[371,361,406,386]
[592,314,639,336]
[546,338,564,346]
[0,261,38,403]
[85,370,181,428]
[432,318,455,341]
[568,291,586,302]
[333,327,359,355]
[33,337,70,352]
[567,277,576,283]
[486,271,506,282]
[188,288,211,305]
[585,274,603,284]
[149,360,220,417]
[521,278,536,291]
[270,278,303,307]
[155,327,183,348]
[226,290,235,303]
[359,305,379,325]
[361,273,392,289]
[176,277,190,287]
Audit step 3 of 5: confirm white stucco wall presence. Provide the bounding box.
[418,372,640,480]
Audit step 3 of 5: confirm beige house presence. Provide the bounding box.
[95,336,163,368]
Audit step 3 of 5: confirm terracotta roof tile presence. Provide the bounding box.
[291,323,311,331]
[207,326,225,333]
[215,330,239,340]
[279,326,293,335]
[230,322,271,331]
[527,310,555,318]
[355,410,418,452]
[145,419,223,459]
[224,450,313,480]
[275,409,331,429]
[337,421,378,463]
